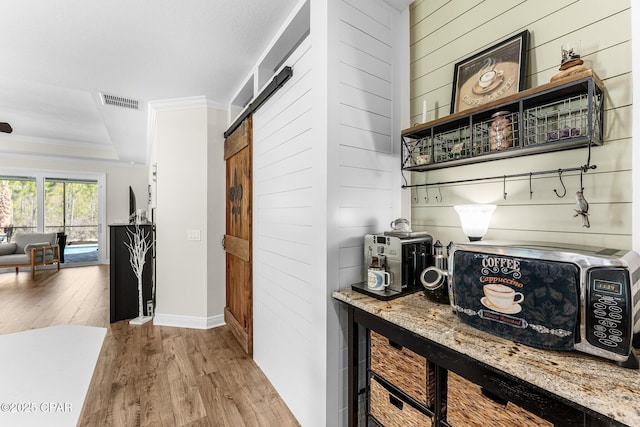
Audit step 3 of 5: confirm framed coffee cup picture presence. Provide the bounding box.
[450,30,529,114]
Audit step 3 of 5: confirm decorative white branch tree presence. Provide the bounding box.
[124,224,152,325]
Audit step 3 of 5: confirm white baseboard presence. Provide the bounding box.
[152,313,225,329]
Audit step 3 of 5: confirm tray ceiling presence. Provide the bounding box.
[0,0,299,164]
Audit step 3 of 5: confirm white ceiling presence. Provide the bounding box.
[0,0,300,165]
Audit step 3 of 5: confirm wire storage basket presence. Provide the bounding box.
[524,93,600,146]
[402,135,433,169]
[433,125,471,163]
[412,136,433,167]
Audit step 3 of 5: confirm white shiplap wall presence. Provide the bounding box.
[334,1,405,425]
[409,0,633,249]
[252,0,407,426]
[335,0,399,283]
[253,34,323,426]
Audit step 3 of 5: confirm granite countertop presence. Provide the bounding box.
[333,289,640,426]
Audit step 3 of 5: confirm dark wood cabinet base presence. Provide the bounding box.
[346,304,621,427]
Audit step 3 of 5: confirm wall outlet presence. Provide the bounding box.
[187,229,201,241]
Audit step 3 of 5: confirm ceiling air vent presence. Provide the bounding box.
[100,93,139,110]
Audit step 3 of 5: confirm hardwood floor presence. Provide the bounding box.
[0,266,300,427]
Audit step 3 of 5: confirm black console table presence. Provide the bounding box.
[109,224,154,323]
[333,289,638,427]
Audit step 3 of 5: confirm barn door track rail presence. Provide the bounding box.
[223,66,293,138]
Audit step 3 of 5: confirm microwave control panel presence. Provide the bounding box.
[586,268,631,356]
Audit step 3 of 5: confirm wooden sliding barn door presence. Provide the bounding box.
[223,116,253,355]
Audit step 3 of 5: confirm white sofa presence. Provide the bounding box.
[0,232,61,279]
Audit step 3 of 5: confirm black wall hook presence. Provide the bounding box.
[503,175,507,200]
[553,169,567,198]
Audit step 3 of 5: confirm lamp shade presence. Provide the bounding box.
[454,204,496,241]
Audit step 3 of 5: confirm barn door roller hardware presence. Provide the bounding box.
[223,66,293,138]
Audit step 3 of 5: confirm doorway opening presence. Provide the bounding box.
[44,178,99,264]
[0,171,106,267]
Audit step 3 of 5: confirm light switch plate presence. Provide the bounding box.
[187,229,201,241]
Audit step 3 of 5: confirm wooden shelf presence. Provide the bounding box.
[402,70,605,171]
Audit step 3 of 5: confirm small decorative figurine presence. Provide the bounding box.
[561,41,583,70]
[551,41,588,82]
[574,190,590,228]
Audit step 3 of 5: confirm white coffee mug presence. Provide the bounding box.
[367,269,391,290]
[390,218,410,231]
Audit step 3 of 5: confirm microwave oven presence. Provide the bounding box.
[446,241,640,368]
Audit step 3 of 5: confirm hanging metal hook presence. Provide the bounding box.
[553,169,566,198]
[503,175,507,200]
[435,186,443,203]
[412,187,418,203]
[424,186,429,204]
[529,172,533,199]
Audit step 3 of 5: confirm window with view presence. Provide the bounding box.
[0,175,100,264]
[0,176,37,242]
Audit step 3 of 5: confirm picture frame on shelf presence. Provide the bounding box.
[450,30,529,114]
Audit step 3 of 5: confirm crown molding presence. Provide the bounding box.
[148,95,226,112]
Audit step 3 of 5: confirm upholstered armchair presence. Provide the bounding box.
[0,232,61,279]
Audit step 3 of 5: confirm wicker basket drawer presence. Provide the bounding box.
[370,330,435,406]
[446,372,552,427]
[370,377,432,427]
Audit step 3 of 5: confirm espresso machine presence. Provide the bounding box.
[352,219,434,300]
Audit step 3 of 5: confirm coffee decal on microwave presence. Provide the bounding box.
[451,251,580,350]
[480,255,522,279]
